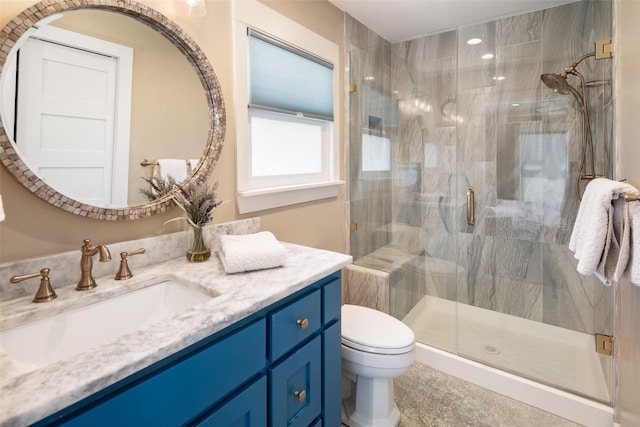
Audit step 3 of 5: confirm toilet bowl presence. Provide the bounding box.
[341,304,415,427]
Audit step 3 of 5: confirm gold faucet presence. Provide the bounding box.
[77,239,112,291]
[10,268,57,303]
[115,248,145,280]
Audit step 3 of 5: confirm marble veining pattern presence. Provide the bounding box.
[347,0,614,336]
[0,223,351,426]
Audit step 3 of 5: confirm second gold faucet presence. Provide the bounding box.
[77,239,111,291]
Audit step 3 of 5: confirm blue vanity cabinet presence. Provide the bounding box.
[197,376,268,427]
[57,319,268,427]
[39,272,342,427]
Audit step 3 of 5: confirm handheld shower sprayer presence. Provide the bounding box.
[540,47,610,199]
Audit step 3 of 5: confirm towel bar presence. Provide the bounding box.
[140,159,193,167]
[622,193,640,202]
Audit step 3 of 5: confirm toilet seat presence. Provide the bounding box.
[341,304,415,355]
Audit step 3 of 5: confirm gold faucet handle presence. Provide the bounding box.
[125,248,146,257]
[115,248,146,280]
[10,268,57,303]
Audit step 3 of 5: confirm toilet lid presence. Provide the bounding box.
[341,304,415,355]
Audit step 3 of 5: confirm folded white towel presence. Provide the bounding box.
[218,231,287,274]
[569,178,639,281]
[157,159,189,182]
[614,201,640,285]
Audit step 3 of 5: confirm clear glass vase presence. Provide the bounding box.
[186,225,211,262]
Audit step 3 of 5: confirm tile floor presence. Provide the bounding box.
[344,362,585,427]
[394,363,580,427]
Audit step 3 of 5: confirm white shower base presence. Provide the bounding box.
[403,295,614,426]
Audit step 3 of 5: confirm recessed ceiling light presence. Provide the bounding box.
[512,103,520,107]
[364,76,375,81]
[467,38,482,45]
[492,76,506,81]
[481,53,494,60]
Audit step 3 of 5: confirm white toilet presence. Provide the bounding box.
[341,304,416,427]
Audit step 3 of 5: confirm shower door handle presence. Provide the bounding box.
[466,187,475,226]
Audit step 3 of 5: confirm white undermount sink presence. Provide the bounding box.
[0,280,214,374]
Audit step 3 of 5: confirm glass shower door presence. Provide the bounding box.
[454,1,613,403]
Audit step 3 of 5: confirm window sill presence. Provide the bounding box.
[237,181,343,214]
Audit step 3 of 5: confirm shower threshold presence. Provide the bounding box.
[402,295,611,404]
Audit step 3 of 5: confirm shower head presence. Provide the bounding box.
[541,51,597,96]
[540,73,585,107]
[540,73,573,95]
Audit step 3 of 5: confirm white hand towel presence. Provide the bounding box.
[158,159,189,182]
[569,178,640,279]
[614,201,640,285]
[218,231,287,274]
[0,194,5,222]
[188,158,200,172]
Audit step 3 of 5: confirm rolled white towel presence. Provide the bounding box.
[218,231,287,274]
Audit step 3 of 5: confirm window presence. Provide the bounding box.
[361,133,391,172]
[234,1,341,214]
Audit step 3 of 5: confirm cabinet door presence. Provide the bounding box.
[197,376,267,427]
[61,319,266,427]
[322,321,341,427]
[269,337,321,427]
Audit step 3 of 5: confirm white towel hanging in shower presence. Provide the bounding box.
[614,200,640,285]
[569,178,640,284]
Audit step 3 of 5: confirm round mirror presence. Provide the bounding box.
[0,0,225,220]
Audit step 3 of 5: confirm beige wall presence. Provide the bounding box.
[616,0,640,187]
[0,0,347,262]
[615,0,640,425]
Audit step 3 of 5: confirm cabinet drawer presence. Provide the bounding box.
[197,376,267,427]
[269,289,321,361]
[62,319,267,427]
[322,277,341,324]
[269,337,321,427]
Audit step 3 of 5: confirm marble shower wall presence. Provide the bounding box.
[452,1,613,335]
[346,0,613,336]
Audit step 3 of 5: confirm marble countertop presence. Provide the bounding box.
[0,243,352,426]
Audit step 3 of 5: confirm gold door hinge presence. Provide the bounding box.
[350,222,358,231]
[595,334,613,356]
[595,39,614,59]
[348,84,357,93]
